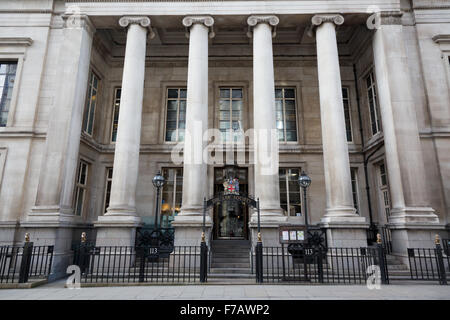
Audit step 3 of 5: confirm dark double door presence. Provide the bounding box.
[213,166,248,240]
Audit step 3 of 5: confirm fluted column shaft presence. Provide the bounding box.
[105,16,149,217]
[312,15,357,220]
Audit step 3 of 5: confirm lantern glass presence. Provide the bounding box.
[152,171,166,188]
[298,171,311,188]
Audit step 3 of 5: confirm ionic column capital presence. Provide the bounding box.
[311,14,344,27]
[247,15,279,38]
[182,16,215,38]
[119,16,155,39]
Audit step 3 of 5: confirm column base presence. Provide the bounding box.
[94,214,142,247]
[388,206,440,225]
[172,214,212,246]
[320,215,369,248]
[389,223,446,255]
[0,221,20,245]
[22,206,94,280]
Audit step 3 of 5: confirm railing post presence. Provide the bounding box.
[19,233,33,283]
[200,232,208,283]
[376,233,388,285]
[316,247,324,283]
[435,235,447,285]
[255,233,263,283]
[138,247,146,283]
[78,232,89,274]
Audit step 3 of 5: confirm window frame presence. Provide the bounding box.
[378,162,391,222]
[365,71,381,136]
[275,87,299,143]
[74,160,89,217]
[110,87,121,143]
[218,87,245,143]
[342,86,354,143]
[160,167,183,228]
[0,56,23,129]
[279,167,302,217]
[164,87,187,143]
[350,167,360,214]
[102,167,113,214]
[82,69,100,137]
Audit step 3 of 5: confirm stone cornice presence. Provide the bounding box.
[119,16,155,39]
[182,16,215,39]
[379,11,403,25]
[432,34,450,43]
[61,13,96,36]
[246,15,279,38]
[0,37,33,46]
[413,0,450,10]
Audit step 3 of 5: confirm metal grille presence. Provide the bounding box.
[0,245,54,283]
[72,245,202,284]
[255,246,388,285]
[407,247,449,284]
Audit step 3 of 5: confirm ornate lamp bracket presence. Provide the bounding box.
[246,15,279,38]
[119,16,155,39]
[182,16,215,39]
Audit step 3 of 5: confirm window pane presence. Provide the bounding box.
[275,100,283,111]
[232,89,242,99]
[167,100,178,111]
[83,71,99,135]
[220,89,230,98]
[0,62,18,127]
[231,100,242,111]
[286,130,297,142]
[168,89,178,98]
[275,89,282,98]
[166,129,176,141]
[179,100,186,111]
[284,100,295,110]
[219,100,229,111]
[180,89,187,98]
[220,110,230,120]
[284,89,295,99]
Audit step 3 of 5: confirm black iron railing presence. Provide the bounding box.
[0,244,54,283]
[72,245,204,283]
[407,247,449,285]
[254,245,388,285]
[380,226,393,254]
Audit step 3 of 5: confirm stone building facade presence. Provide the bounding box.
[0,0,449,276]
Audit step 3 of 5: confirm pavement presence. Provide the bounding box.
[0,279,449,300]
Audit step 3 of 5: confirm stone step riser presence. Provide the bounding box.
[212,264,251,269]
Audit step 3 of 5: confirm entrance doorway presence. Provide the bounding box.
[213,166,248,239]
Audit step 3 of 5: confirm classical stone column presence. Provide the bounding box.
[172,16,214,246]
[371,13,441,253]
[95,16,151,247]
[23,14,95,277]
[312,14,367,247]
[247,15,286,246]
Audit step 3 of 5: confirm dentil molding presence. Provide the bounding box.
[246,15,279,38]
[119,16,155,39]
[182,16,215,39]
